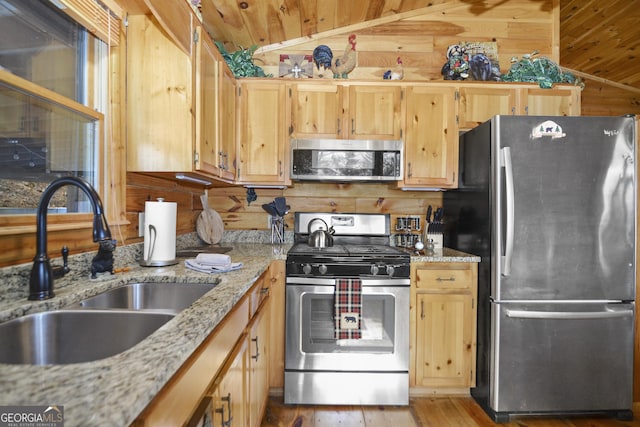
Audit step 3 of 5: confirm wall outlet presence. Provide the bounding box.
[138,212,145,237]
[267,214,272,229]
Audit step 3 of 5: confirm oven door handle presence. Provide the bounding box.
[286,277,410,286]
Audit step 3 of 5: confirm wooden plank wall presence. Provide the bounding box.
[208,182,442,232]
[124,174,443,242]
[254,0,557,82]
[579,77,640,117]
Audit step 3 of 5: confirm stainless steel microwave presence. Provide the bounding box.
[290,139,403,182]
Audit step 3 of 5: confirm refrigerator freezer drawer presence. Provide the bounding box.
[491,302,634,415]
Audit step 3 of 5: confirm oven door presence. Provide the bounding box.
[285,277,409,372]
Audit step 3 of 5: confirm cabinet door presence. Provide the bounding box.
[348,85,402,139]
[248,301,270,427]
[458,86,517,129]
[237,81,288,184]
[194,27,220,176]
[415,293,474,388]
[212,337,248,427]
[126,14,193,172]
[290,83,343,138]
[523,86,581,116]
[402,86,457,188]
[218,66,236,181]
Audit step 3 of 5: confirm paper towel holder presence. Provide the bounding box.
[140,198,179,267]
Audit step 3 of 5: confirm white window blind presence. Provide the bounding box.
[49,0,122,46]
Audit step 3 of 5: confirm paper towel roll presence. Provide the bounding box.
[141,198,178,266]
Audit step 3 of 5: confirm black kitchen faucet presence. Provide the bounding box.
[29,176,112,300]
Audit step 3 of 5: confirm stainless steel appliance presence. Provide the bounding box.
[290,139,403,181]
[285,212,410,405]
[443,115,636,422]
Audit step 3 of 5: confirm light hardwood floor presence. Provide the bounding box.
[261,396,640,427]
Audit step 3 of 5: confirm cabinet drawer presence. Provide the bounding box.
[415,266,473,290]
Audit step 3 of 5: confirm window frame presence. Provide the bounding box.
[0,0,125,267]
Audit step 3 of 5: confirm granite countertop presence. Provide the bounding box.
[409,247,481,263]
[0,240,477,426]
[0,243,289,427]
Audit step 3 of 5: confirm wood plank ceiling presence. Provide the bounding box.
[199,0,640,91]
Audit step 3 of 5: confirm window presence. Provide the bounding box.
[0,0,109,214]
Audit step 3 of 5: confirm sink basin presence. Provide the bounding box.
[0,310,174,365]
[68,282,218,313]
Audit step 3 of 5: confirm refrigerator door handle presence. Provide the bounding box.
[504,307,634,320]
[501,147,514,277]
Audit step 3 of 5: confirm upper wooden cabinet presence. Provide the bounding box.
[289,82,343,139]
[237,80,289,185]
[126,14,194,173]
[126,15,235,182]
[218,67,237,181]
[458,83,581,129]
[524,85,581,116]
[400,85,458,189]
[289,81,402,140]
[348,84,402,139]
[194,27,236,181]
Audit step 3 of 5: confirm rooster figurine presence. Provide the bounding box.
[313,45,333,78]
[383,56,404,80]
[331,34,357,79]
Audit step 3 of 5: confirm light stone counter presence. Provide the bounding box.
[0,235,476,426]
[409,247,481,263]
[0,242,289,427]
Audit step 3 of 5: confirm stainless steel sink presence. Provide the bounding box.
[67,282,218,313]
[0,310,174,365]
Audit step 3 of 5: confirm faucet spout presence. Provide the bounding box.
[29,176,112,300]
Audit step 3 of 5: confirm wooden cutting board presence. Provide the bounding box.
[196,193,224,244]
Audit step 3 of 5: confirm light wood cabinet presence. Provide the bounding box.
[218,66,237,181]
[289,82,402,140]
[347,84,402,139]
[193,26,220,177]
[458,83,581,129]
[237,80,289,185]
[411,262,478,391]
[126,15,235,182]
[289,82,343,138]
[268,260,286,389]
[248,298,270,427]
[457,85,518,129]
[133,264,277,426]
[209,336,248,427]
[524,85,580,116]
[400,85,458,189]
[126,14,194,173]
[194,27,236,181]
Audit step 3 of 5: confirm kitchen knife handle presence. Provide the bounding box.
[501,147,514,277]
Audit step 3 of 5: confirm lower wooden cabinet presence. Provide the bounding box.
[410,262,478,392]
[209,335,248,427]
[133,263,278,427]
[248,299,270,427]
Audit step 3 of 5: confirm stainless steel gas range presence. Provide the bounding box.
[284,212,410,406]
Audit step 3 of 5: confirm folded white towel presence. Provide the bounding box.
[185,258,243,274]
[195,253,232,267]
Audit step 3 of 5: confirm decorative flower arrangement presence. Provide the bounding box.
[501,51,583,89]
[214,41,271,78]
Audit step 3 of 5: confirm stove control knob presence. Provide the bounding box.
[318,264,328,275]
[302,264,312,275]
[387,265,395,277]
[370,264,380,276]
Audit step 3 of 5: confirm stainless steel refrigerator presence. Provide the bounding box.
[443,115,636,423]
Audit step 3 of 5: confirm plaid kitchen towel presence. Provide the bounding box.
[334,278,362,339]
